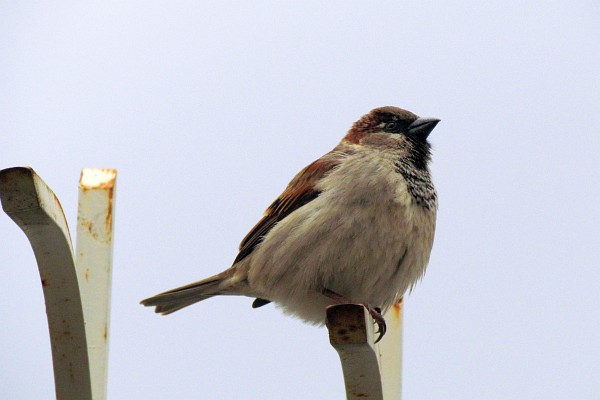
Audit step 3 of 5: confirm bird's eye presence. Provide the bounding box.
[384,122,398,132]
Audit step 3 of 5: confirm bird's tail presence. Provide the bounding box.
[140,269,245,315]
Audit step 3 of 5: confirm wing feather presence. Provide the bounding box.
[234,149,348,264]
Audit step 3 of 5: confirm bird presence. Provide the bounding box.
[141,106,439,342]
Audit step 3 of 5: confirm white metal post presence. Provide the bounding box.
[75,169,117,400]
[0,167,93,400]
[378,301,403,398]
[327,301,403,400]
[0,167,116,400]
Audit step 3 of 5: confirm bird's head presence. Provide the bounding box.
[344,106,440,169]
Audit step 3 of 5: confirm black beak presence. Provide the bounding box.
[407,118,440,140]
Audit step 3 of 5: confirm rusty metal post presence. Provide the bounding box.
[0,167,93,400]
[0,167,116,400]
[377,301,403,398]
[327,302,403,400]
[75,169,117,400]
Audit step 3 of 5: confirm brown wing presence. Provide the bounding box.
[233,150,346,264]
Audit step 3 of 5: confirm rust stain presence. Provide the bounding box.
[41,279,48,287]
[78,170,116,241]
[105,187,113,232]
[96,179,116,190]
[51,191,68,224]
[52,192,62,210]
[81,219,93,234]
[69,362,75,381]
[85,268,89,283]
[392,298,403,318]
[103,324,108,341]
[69,361,75,380]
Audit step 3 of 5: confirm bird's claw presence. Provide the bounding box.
[322,289,388,343]
[363,303,386,343]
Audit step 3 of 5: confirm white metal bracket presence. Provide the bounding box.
[327,302,403,400]
[0,167,116,400]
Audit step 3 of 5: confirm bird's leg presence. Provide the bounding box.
[322,288,387,343]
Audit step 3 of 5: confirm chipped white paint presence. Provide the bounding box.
[75,168,117,400]
[327,303,403,400]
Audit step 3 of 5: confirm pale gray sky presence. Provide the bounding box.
[1,1,599,399]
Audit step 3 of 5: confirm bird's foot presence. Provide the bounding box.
[322,288,387,343]
[362,303,386,343]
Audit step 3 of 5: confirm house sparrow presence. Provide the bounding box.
[141,106,439,342]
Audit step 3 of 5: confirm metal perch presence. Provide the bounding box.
[0,167,116,400]
[327,301,403,400]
